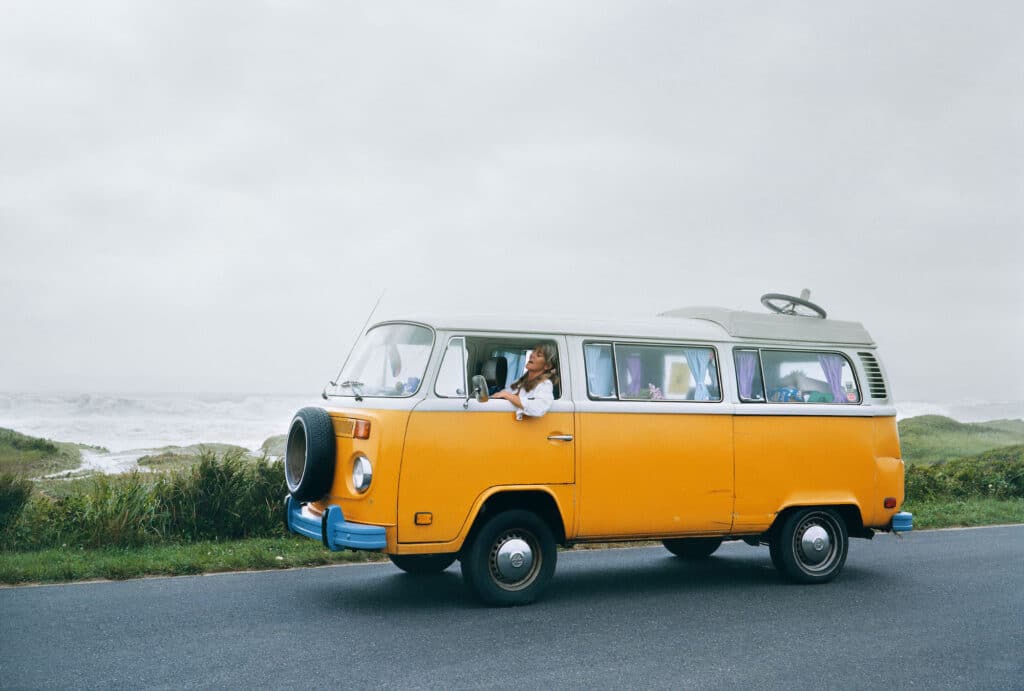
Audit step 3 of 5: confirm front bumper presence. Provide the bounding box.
[285,495,387,551]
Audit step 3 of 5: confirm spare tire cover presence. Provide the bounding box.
[285,407,336,502]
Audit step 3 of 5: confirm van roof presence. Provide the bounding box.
[385,308,876,347]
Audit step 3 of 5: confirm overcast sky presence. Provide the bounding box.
[1,1,1021,402]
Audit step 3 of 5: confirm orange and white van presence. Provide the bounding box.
[284,294,912,605]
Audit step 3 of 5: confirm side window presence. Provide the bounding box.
[612,343,721,402]
[761,350,860,404]
[734,349,765,402]
[468,337,562,399]
[434,337,467,397]
[584,343,616,399]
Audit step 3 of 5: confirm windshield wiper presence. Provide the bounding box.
[337,380,365,402]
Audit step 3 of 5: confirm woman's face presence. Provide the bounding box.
[525,346,551,374]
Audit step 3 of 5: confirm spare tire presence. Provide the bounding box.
[285,407,336,502]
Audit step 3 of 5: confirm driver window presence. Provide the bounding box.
[434,337,467,397]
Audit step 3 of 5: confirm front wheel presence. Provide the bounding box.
[662,537,723,559]
[460,510,557,606]
[772,508,848,583]
[388,554,457,574]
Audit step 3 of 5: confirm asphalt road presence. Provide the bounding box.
[2,525,1022,689]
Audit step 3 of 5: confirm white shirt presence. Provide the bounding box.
[508,379,554,419]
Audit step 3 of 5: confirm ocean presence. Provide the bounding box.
[1,392,1022,475]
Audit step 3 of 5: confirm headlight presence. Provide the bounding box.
[352,455,373,493]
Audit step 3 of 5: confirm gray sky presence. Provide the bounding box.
[1,1,1021,402]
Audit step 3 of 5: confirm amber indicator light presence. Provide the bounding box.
[414,512,433,526]
[353,420,371,439]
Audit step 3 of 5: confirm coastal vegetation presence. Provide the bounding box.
[898,416,1024,464]
[1,415,1022,584]
[0,428,85,476]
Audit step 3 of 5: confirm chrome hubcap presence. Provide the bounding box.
[800,525,831,564]
[495,537,534,581]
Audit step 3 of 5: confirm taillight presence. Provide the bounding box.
[884,497,897,509]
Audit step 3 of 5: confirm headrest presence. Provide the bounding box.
[481,357,508,388]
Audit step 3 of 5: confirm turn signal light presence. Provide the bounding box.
[415,512,433,526]
[353,420,371,439]
[884,497,897,509]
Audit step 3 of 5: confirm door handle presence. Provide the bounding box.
[547,434,574,442]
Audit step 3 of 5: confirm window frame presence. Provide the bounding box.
[739,347,863,405]
[433,336,468,399]
[582,340,723,403]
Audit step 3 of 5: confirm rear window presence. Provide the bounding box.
[736,348,860,404]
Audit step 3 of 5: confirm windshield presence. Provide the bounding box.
[329,323,434,398]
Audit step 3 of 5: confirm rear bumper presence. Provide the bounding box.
[285,495,387,551]
[891,511,913,533]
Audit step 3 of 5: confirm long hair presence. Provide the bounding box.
[511,343,560,393]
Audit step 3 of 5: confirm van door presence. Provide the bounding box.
[397,335,575,544]
[575,340,734,538]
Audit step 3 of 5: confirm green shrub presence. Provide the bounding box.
[4,450,287,552]
[905,445,1024,502]
[0,473,33,532]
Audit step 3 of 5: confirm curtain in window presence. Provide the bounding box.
[625,355,642,396]
[584,345,614,397]
[685,349,711,401]
[735,350,757,400]
[818,354,845,403]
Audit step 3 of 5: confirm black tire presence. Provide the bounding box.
[662,537,723,559]
[460,509,557,606]
[388,554,457,574]
[285,407,336,502]
[760,293,828,319]
[772,508,848,583]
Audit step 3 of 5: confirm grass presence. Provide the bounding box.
[903,498,1024,530]
[137,443,252,471]
[0,536,387,585]
[900,416,1024,465]
[0,428,83,477]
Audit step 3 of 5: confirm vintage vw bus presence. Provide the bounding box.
[284,293,912,606]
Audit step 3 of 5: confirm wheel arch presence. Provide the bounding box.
[770,503,868,540]
[463,488,569,551]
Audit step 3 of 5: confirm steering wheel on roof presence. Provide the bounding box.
[760,290,827,319]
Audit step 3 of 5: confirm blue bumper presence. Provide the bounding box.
[285,495,387,551]
[891,511,913,533]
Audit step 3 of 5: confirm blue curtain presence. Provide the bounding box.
[584,344,614,397]
[685,349,711,401]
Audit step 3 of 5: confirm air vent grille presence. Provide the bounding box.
[858,352,888,399]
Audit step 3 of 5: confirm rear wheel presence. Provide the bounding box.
[662,537,723,559]
[460,509,556,606]
[388,554,457,574]
[772,508,848,583]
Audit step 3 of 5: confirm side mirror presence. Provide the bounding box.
[470,374,489,403]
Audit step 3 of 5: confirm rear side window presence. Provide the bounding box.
[584,342,721,402]
[754,349,860,404]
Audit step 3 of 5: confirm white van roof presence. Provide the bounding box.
[659,307,875,346]
[388,308,875,347]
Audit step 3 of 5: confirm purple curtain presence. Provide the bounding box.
[818,354,846,403]
[735,351,757,399]
[626,355,642,396]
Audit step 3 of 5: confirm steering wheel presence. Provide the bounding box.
[760,293,827,319]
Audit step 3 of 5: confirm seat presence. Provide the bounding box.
[481,356,508,394]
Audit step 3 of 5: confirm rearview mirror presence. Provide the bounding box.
[470,374,489,403]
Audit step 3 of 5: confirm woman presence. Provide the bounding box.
[491,343,559,419]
